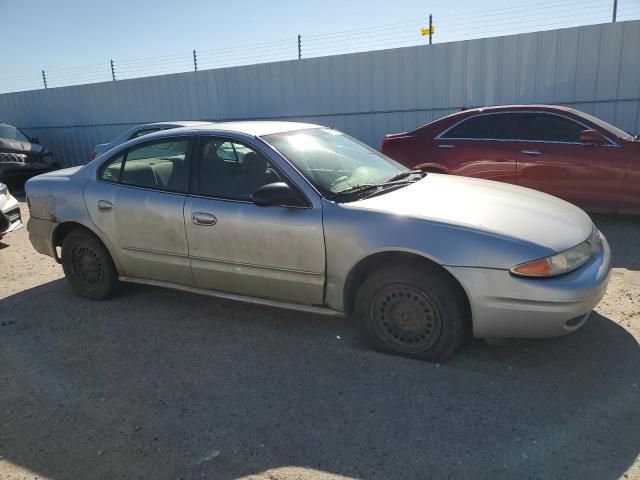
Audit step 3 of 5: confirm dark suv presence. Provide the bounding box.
[0,123,58,191]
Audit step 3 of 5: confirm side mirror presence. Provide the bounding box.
[252,182,304,207]
[30,137,40,144]
[579,129,607,145]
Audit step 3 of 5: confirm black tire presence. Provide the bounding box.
[61,229,118,300]
[354,263,468,362]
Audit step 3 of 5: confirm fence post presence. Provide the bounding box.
[298,34,302,59]
[41,70,48,89]
[612,0,618,22]
[110,59,116,81]
[193,49,198,71]
[429,14,433,45]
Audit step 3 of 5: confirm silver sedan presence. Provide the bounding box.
[25,122,611,361]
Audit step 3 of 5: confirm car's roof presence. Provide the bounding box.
[462,104,577,114]
[133,120,213,129]
[146,121,322,139]
[408,104,583,134]
[0,122,18,128]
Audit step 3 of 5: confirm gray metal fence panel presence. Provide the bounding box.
[1,20,638,167]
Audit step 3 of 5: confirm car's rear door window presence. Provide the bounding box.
[440,114,515,140]
[514,113,584,143]
[98,138,190,193]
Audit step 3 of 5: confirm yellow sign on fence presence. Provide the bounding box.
[420,26,436,36]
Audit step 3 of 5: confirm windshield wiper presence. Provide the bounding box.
[329,183,380,199]
[385,170,426,183]
[329,171,426,201]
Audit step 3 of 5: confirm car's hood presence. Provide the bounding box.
[0,138,45,155]
[345,174,592,252]
[0,190,18,213]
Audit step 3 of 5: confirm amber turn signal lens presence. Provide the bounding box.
[512,258,552,277]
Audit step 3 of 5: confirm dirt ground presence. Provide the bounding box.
[1,201,638,480]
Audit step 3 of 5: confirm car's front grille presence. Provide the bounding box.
[0,152,29,163]
[6,207,20,223]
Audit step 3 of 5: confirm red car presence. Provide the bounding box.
[380,105,640,214]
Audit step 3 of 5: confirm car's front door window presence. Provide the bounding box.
[515,113,585,143]
[196,137,281,201]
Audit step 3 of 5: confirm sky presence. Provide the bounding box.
[2,0,638,91]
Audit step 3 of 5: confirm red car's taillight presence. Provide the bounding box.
[90,151,97,160]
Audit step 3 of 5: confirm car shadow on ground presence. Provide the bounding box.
[1,278,638,479]
[592,214,640,270]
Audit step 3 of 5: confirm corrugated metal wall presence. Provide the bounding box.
[1,20,639,167]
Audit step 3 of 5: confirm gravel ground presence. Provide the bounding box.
[0,202,638,480]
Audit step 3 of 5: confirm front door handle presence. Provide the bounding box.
[437,144,455,149]
[97,200,113,212]
[521,149,542,156]
[192,212,217,226]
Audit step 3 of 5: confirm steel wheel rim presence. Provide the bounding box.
[370,284,442,354]
[72,244,103,285]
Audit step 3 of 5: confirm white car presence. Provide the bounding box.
[90,121,212,160]
[0,182,22,239]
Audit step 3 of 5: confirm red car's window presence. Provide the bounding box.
[441,114,515,140]
[515,113,584,143]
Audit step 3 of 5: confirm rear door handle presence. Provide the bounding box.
[97,200,113,212]
[437,144,455,148]
[192,212,217,226]
[521,149,542,156]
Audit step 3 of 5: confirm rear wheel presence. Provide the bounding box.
[61,229,118,300]
[354,264,467,361]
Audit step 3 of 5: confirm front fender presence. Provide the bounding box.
[321,199,552,311]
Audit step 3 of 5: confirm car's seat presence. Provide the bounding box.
[200,141,236,197]
[121,163,158,188]
[241,152,279,197]
[161,159,188,192]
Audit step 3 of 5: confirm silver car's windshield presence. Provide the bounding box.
[263,128,408,197]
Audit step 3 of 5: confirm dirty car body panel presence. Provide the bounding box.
[26,122,611,341]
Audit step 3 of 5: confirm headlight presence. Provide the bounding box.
[511,238,594,278]
[0,182,7,197]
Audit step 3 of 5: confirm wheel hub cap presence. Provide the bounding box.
[73,245,103,285]
[371,284,442,353]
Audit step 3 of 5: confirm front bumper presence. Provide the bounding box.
[0,195,23,238]
[447,233,612,339]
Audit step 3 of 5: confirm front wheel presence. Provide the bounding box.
[354,264,468,361]
[61,229,118,300]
